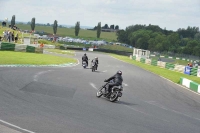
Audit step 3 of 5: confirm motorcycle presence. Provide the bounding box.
[91,62,97,72]
[82,61,87,68]
[96,80,123,102]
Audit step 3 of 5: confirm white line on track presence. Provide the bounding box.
[89,82,98,90]
[102,70,107,73]
[0,119,35,133]
[33,70,53,81]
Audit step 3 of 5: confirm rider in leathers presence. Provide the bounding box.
[82,53,88,66]
[104,71,123,94]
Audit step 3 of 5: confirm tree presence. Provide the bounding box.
[97,22,101,38]
[110,25,114,29]
[75,21,80,36]
[194,33,200,41]
[115,25,119,30]
[11,15,15,27]
[31,17,35,31]
[104,24,109,29]
[193,44,200,56]
[184,40,199,55]
[53,20,58,35]
[116,30,127,43]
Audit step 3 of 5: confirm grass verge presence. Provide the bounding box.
[99,45,133,52]
[0,51,77,65]
[45,49,75,56]
[16,24,117,42]
[110,54,200,84]
[151,56,191,65]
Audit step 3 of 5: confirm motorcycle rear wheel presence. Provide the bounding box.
[109,91,118,102]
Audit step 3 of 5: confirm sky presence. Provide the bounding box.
[0,0,200,31]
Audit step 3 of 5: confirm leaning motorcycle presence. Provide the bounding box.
[96,80,123,102]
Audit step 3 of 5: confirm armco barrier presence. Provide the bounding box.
[35,47,43,53]
[136,57,141,62]
[0,42,15,51]
[157,61,162,67]
[151,60,157,66]
[140,58,145,63]
[190,68,198,76]
[165,63,175,70]
[59,46,133,56]
[94,48,132,56]
[160,62,166,68]
[15,44,27,52]
[131,55,199,78]
[132,56,136,60]
[174,65,185,73]
[197,67,200,77]
[180,77,200,93]
[26,45,36,53]
[145,59,151,65]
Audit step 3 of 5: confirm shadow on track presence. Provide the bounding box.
[116,101,138,106]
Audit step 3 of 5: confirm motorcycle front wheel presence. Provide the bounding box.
[96,91,103,98]
[96,86,104,98]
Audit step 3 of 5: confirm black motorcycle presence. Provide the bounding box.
[91,62,97,72]
[96,80,123,102]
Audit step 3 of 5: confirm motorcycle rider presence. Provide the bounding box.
[82,53,88,66]
[104,70,123,94]
[91,57,99,70]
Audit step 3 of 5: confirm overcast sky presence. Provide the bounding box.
[0,0,199,31]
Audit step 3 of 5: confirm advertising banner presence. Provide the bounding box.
[184,66,191,75]
[197,68,200,77]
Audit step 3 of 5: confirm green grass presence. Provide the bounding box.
[0,51,76,65]
[99,45,133,52]
[151,56,191,65]
[111,54,200,84]
[15,24,117,42]
[38,39,61,47]
[61,42,92,48]
[173,60,191,65]
[45,49,75,56]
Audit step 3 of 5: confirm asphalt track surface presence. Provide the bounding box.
[0,51,200,133]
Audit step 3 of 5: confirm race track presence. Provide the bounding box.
[0,51,200,133]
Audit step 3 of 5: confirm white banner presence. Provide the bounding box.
[197,68,200,77]
[88,48,93,51]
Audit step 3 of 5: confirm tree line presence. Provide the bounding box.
[7,15,103,39]
[93,24,119,30]
[116,24,200,56]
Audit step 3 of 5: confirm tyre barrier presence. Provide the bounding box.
[131,56,199,78]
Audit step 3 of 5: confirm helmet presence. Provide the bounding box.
[84,53,86,55]
[95,57,98,59]
[117,70,122,75]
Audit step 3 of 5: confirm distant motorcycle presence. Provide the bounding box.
[96,80,123,102]
[91,62,97,72]
[82,61,87,68]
